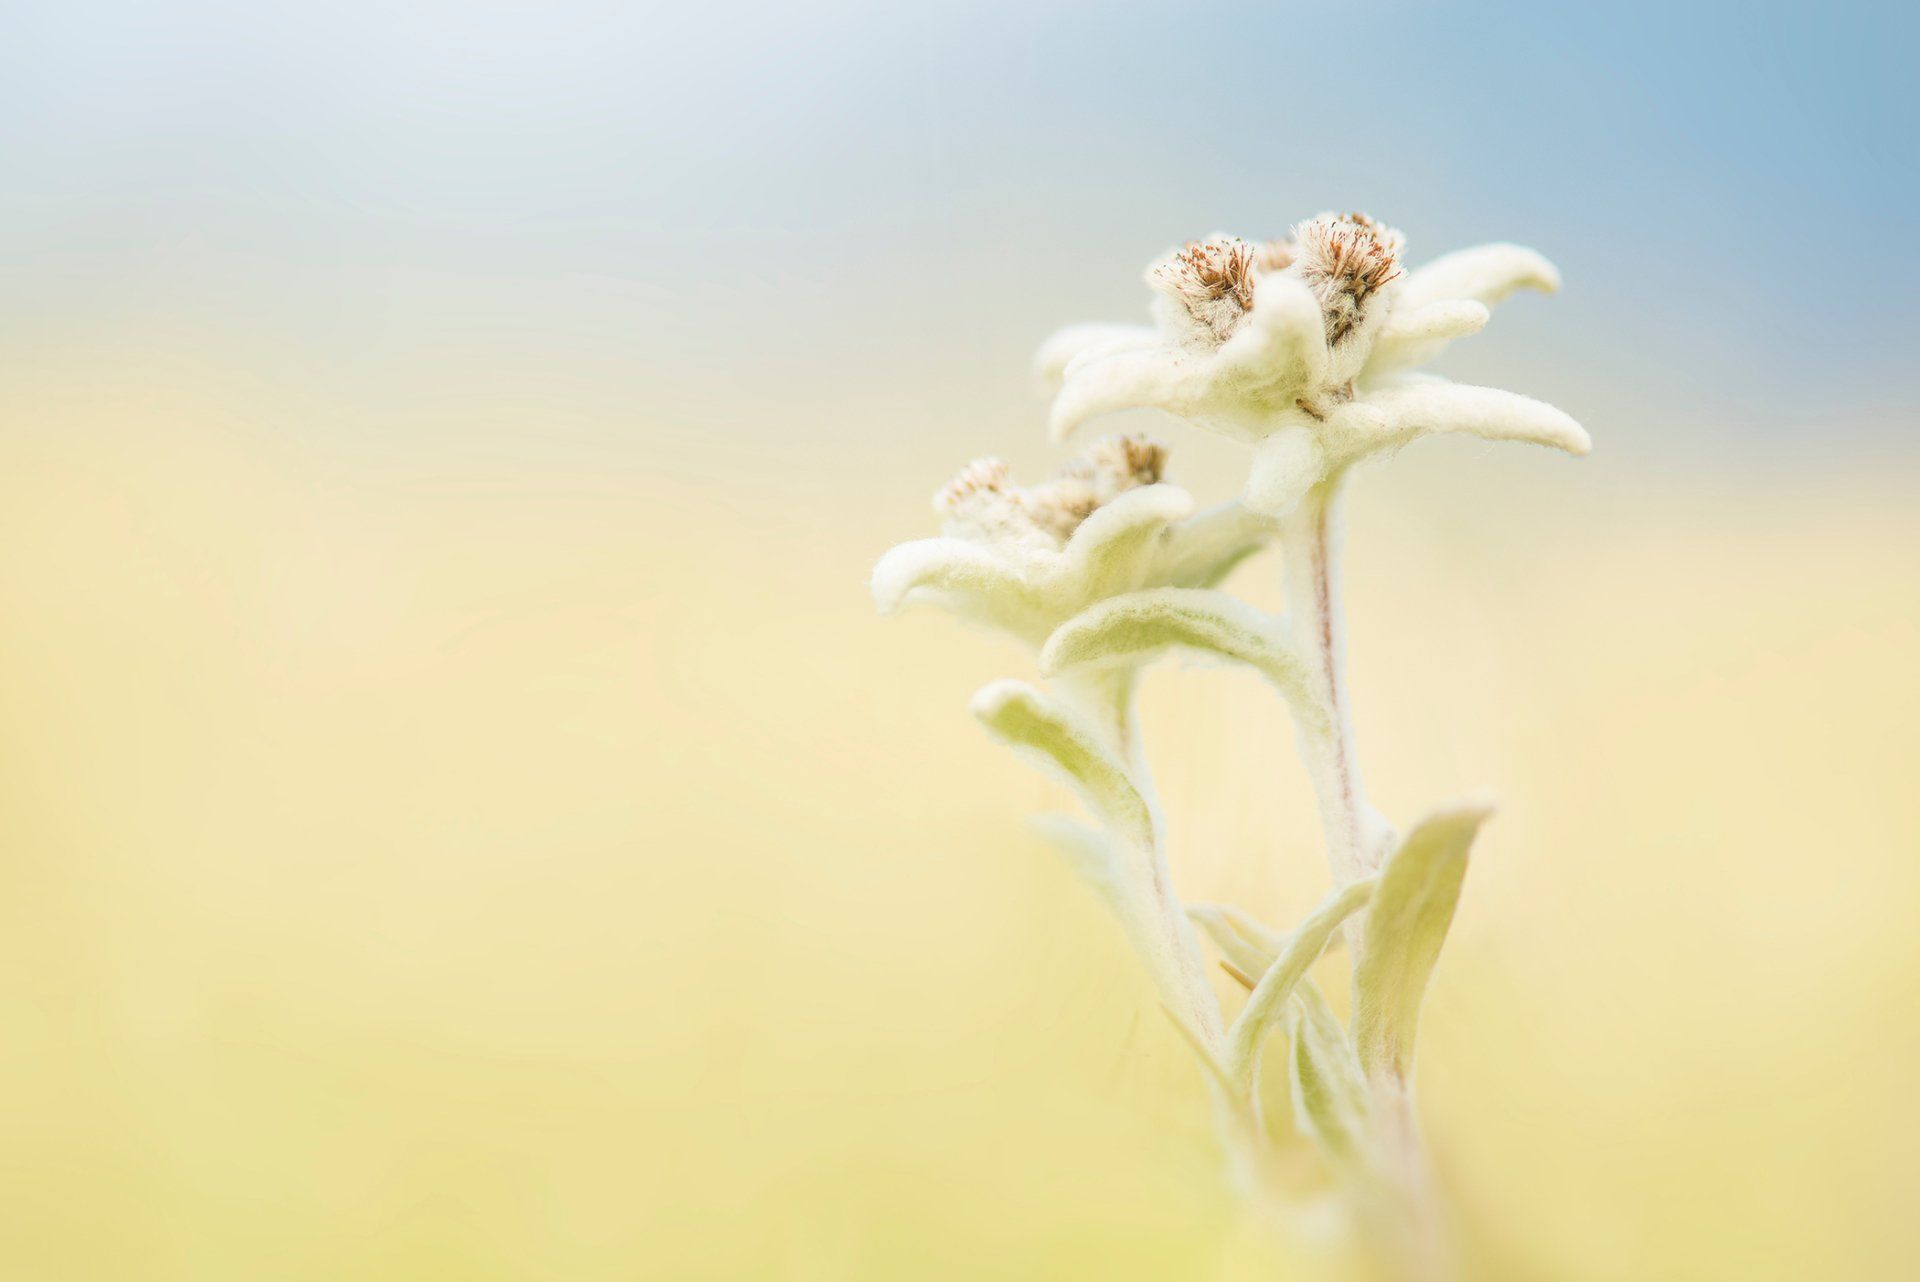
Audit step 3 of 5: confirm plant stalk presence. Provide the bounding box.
[1279,473,1452,1279]
[1279,470,1394,887]
[1058,667,1223,1052]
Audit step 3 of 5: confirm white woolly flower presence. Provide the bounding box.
[1035,214,1590,516]
[876,208,1590,1238]
[871,436,1275,649]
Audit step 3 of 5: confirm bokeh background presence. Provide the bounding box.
[2,2,1916,1278]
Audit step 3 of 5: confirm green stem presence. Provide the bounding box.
[1359,1079,1454,1282]
[1279,470,1394,887]
[1057,667,1276,1191]
[1056,667,1223,1052]
[1278,475,1452,1278]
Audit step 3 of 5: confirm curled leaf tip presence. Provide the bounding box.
[968,677,1031,723]
[970,679,1154,846]
[869,537,1020,620]
[868,543,925,615]
[1032,323,1158,395]
[1401,242,1562,312]
[1525,250,1563,295]
[1438,791,1498,825]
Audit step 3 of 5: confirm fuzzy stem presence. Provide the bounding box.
[1279,470,1393,886]
[1278,474,1452,1278]
[1360,1080,1454,1282]
[1052,667,1276,1193]
[1057,667,1223,1051]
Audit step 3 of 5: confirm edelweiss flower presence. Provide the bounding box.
[1036,214,1590,515]
[871,436,1274,648]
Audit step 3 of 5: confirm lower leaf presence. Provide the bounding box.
[1289,979,1370,1168]
[1350,798,1492,1083]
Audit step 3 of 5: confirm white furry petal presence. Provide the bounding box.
[1154,501,1278,589]
[1210,271,1329,398]
[1365,299,1491,375]
[1056,483,1195,601]
[1048,348,1196,443]
[1335,378,1590,458]
[1243,427,1328,517]
[1033,323,1160,394]
[1398,243,1561,312]
[870,537,1046,641]
[872,483,1250,653]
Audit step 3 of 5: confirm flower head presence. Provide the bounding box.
[1149,235,1259,347]
[873,436,1274,648]
[1036,215,1587,516]
[1293,212,1404,371]
[933,435,1169,551]
[1081,433,1170,496]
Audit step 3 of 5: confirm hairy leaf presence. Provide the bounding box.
[1039,588,1319,722]
[1060,485,1195,603]
[1155,501,1277,591]
[1223,877,1376,1094]
[1289,979,1370,1166]
[1350,799,1491,1083]
[1188,902,1281,983]
[972,680,1154,848]
[1338,378,1590,458]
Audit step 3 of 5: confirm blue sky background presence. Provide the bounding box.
[2,0,1913,487]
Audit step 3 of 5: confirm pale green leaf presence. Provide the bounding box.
[1039,589,1320,723]
[1059,484,1194,602]
[1289,979,1370,1167]
[971,680,1154,848]
[870,537,1046,641]
[1350,799,1492,1083]
[1224,877,1376,1094]
[1155,501,1278,590]
[1187,902,1280,983]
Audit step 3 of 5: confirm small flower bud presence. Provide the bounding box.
[1148,236,1258,345]
[934,457,1012,517]
[1292,212,1405,347]
[1083,434,1169,501]
[931,438,1174,555]
[936,457,1048,550]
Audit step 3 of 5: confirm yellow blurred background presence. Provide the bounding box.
[2,341,1915,1278]
[3,2,1918,1278]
